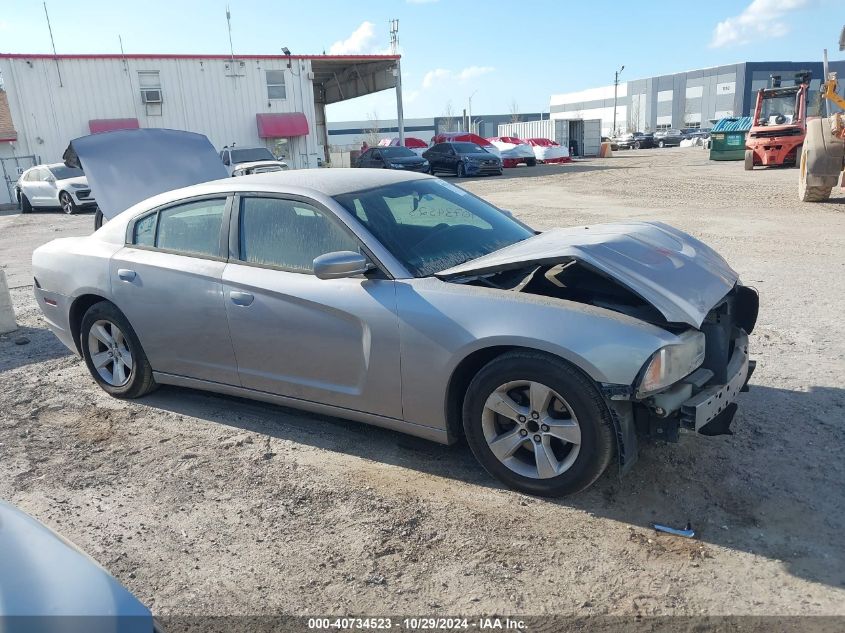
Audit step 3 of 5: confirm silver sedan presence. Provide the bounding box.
[33,138,757,497]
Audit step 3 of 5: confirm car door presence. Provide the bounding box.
[110,195,241,385]
[222,194,402,419]
[28,169,53,205]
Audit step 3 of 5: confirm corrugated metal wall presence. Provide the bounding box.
[0,55,323,202]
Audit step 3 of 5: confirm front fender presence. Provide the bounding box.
[396,278,679,430]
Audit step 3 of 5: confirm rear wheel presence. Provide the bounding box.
[744,150,754,171]
[80,301,157,398]
[462,351,615,497]
[60,191,77,215]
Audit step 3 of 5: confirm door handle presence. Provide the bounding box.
[117,268,136,282]
[230,291,254,306]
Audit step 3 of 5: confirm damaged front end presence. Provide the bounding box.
[436,222,759,474]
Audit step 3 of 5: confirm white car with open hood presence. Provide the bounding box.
[37,128,758,497]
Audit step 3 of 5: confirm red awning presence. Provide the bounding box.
[256,112,309,138]
[89,118,140,134]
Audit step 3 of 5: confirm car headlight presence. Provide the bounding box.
[389,163,404,168]
[637,331,705,396]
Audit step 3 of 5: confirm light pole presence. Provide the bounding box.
[612,65,624,136]
[390,19,405,144]
[468,90,477,134]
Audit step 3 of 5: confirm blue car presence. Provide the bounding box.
[422,141,503,177]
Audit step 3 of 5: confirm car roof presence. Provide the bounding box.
[123,168,433,212]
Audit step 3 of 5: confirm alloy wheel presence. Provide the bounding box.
[61,192,74,215]
[481,380,581,479]
[87,319,134,386]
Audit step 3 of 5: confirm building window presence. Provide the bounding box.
[266,70,286,100]
[684,121,701,129]
[138,71,162,115]
[655,123,672,131]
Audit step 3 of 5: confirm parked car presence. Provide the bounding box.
[37,129,758,498]
[0,500,157,632]
[613,133,654,150]
[15,163,97,214]
[355,146,429,172]
[378,136,429,157]
[431,132,501,157]
[486,137,537,167]
[219,146,288,176]
[681,128,711,140]
[525,138,571,163]
[423,141,503,177]
[602,136,619,151]
[653,129,685,148]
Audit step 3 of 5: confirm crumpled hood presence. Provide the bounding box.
[0,500,151,626]
[64,128,228,220]
[436,221,738,328]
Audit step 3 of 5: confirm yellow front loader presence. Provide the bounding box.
[799,27,845,202]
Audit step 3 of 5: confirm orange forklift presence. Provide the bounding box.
[744,71,811,170]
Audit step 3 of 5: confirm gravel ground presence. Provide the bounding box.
[1,148,844,621]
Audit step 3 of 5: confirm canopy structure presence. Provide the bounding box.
[88,118,140,134]
[378,137,428,149]
[310,56,400,105]
[256,112,309,138]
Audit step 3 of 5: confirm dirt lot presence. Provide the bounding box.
[1,148,844,620]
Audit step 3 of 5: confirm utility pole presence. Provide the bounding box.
[390,19,405,145]
[43,2,63,87]
[468,90,477,134]
[612,65,625,136]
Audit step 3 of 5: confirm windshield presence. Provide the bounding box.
[49,166,84,180]
[760,94,796,123]
[230,148,276,164]
[452,142,488,154]
[379,147,416,157]
[333,179,534,277]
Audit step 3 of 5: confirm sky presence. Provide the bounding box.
[1,0,840,123]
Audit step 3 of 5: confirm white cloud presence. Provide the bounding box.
[329,21,378,55]
[710,0,810,48]
[422,65,495,89]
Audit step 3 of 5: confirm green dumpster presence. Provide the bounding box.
[709,116,753,161]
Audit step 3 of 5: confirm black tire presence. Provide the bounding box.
[527,158,537,167]
[462,351,615,497]
[634,141,641,150]
[497,169,504,176]
[94,208,104,230]
[20,193,32,213]
[80,301,157,399]
[658,140,665,148]
[428,164,436,175]
[456,162,466,178]
[60,191,77,215]
[744,150,754,171]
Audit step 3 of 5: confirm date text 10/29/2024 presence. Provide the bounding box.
[307,617,527,630]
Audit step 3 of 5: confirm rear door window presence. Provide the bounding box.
[153,198,226,257]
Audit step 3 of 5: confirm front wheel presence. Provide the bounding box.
[20,193,32,213]
[94,208,105,230]
[658,140,665,148]
[60,191,77,215]
[80,301,157,398]
[462,351,615,497]
[456,162,466,178]
[744,150,754,171]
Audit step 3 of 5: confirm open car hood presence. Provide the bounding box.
[436,221,738,328]
[63,128,228,220]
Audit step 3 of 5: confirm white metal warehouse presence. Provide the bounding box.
[0,52,400,205]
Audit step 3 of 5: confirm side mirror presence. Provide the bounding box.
[45,175,56,184]
[313,251,371,280]
[500,209,514,217]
